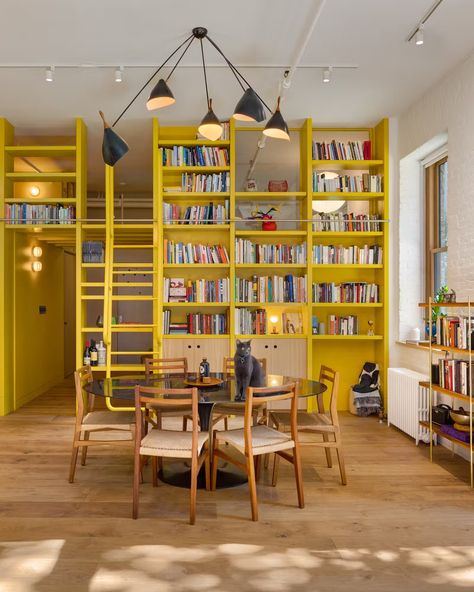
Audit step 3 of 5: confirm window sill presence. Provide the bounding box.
[396,340,431,351]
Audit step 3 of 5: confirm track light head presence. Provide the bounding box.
[415,23,424,45]
[115,66,123,83]
[322,67,332,83]
[45,66,55,82]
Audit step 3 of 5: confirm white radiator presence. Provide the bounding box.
[387,368,429,444]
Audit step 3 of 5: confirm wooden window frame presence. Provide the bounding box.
[425,155,448,298]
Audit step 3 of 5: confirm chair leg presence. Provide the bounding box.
[81,432,90,466]
[182,416,188,432]
[246,454,258,521]
[293,446,305,509]
[264,453,270,469]
[211,435,219,491]
[255,455,262,482]
[152,456,158,487]
[272,451,280,486]
[69,442,79,483]
[323,433,332,467]
[205,452,211,491]
[190,453,198,525]
[133,454,141,519]
[224,416,229,431]
[335,435,347,485]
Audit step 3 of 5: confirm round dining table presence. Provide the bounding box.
[84,372,327,488]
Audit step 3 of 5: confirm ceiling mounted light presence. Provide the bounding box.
[263,97,290,141]
[233,88,266,123]
[101,26,280,166]
[30,185,40,197]
[45,66,54,82]
[114,66,123,83]
[146,78,175,110]
[32,246,43,257]
[32,261,43,272]
[415,24,424,45]
[322,67,331,83]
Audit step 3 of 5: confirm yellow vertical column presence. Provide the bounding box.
[0,119,14,415]
[153,118,162,357]
[229,118,236,347]
[104,165,114,377]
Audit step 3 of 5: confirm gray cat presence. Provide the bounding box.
[234,339,265,400]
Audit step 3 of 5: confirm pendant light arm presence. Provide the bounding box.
[205,35,272,113]
[199,38,210,107]
[165,35,196,82]
[112,33,194,127]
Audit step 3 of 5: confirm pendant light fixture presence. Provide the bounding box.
[263,97,290,141]
[101,27,289,166]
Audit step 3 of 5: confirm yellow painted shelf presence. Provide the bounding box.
[81,263,105,268]
[312,192,384,199]
[111,295,156,301]
[235,191,307,201]
[162,192,230,199]
[6,172,76,180]
[159,140,230,147]
[312,335,383,340]
[312,302,383,308]
[235,264,307,269]
[81,327,104,333]
[234,302,305,307]
[112,282,153,288]
[82,223,106,230]
[162,334,230,339]
[81,295,104,301]
[312,232,384,237]
[235,230,306,237]
[5,198,77,204]
[164,302,230,307]
[312,160,383,169]
[163,224,230,230]
[5,145,76,157]
[81,282,105,287]
[163,263,230,268]
[162,165,230,172]
[311,264,383,269]
[5,224,76,229]
[111,325,157,332]
[236,334,307,339]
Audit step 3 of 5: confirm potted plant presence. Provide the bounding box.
[426,285,449,340]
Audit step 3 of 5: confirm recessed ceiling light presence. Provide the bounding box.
[115,66,123,83]
[45,66,54,82]
[415,24,424,45]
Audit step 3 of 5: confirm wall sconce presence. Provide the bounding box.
[270,315,279,335]
[32,246,43,258]
[32,261,43,272]
[30,186,40,197]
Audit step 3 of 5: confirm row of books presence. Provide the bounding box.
[312,282,380,303]
[163,201,230,225]
[327,315,359,335]
[312,213,382,232]
[312,140,372,161]
[180,172,230,193]
[434,359,472,395]
[235,239,307,264]
[82,241,105,263]
[163,277,230,303]
[161,146,229,167]
[312,173,383,193]
[164,240,229,264]
[235,275,307,303]
[435,316,474,350]
[162,311,228,335]
[5,204,76,224]
[312,244,383,265]
[235,308,267,335]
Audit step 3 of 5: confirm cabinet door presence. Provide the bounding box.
[191,339,230,374]
[162,338,187,361]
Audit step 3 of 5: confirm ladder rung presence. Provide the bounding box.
[113,263,154,268]
[81,295,104,300]
[111,325,157,332]
[112,282,154,287]
[81,282,105,287]
[112,270,158,275]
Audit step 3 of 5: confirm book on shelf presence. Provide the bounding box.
[312,244,383,265]
[5,203,76,224]
[435,316,474,350]
[312,316,320,335]
[435,357,474,395]
[62,181,76,199]
[161,146,229,167]
[327,314,359,335]
[163,200,230,225]
[312,282,380,303]
[282,312,304,334]
[163,277,230,303]
[235,274,307,303]
[235,239,307,264]
[196,121,230,141]
[312,173,383,193]
[82,241,105,263]
[312,213,381,232]
[163,310,228,335]
[312,140,372,161]
[164,240,229,264]
[181,172,230,193]
[235,308,267,335]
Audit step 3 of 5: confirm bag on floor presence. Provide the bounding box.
[349,362,382,417]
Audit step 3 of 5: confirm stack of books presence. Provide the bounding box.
[312,244,383,265]
[435,316,474,350]
[164,240,229,264]
[327,314,359,335]
[436,358,472,394]
[163,201,230,225]
[312,213,382,232]
[235,308,267,335]
[312,282,380,303]
[162,311,228,335]
[312,173,383,192]
[235,274,307,303]
[181,172,230,192]
[235,239,307,264]
[161,146,229,167]
[163,277,230,303]
[312,140,372,160]
[5,203,76,224]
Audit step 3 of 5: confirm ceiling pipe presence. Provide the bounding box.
[245,0,327,186]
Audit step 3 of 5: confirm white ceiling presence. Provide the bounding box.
[1,0,473,191]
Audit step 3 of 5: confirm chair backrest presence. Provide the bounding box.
[318,365,340,425]
[223,356,267,376]
[74,365,93,419]
[244,383,298,452]
[134,386,199,452]
[144,357,188,377]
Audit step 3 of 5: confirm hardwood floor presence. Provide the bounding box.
[0,377,473,591]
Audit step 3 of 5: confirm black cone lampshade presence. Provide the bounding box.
[263,97,290,141]
[233,88,266,122]
[198,99,223,141]
[99,111,129,166]
[146,78,176,111]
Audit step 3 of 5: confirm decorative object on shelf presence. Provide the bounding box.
[425,285,450,339]
[270,315,279,335]
[248,207,278,231]
[95,315,103,328]
[445,289,456,303]
[268,179,288,192]
[432,403,452,425]
[367,320,374,336]
[450,408,473,426]
[100,27,289,165]
[283,312,304,335]
[246,179,258,192]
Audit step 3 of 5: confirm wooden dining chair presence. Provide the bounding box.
[211,356,268,429]
[211,383,303,521]
[144,357,190,430]
[133,386,210,524]
[269,365,347,486]
[69,366,135,483]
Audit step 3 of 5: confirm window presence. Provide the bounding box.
[425,156,448,298]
